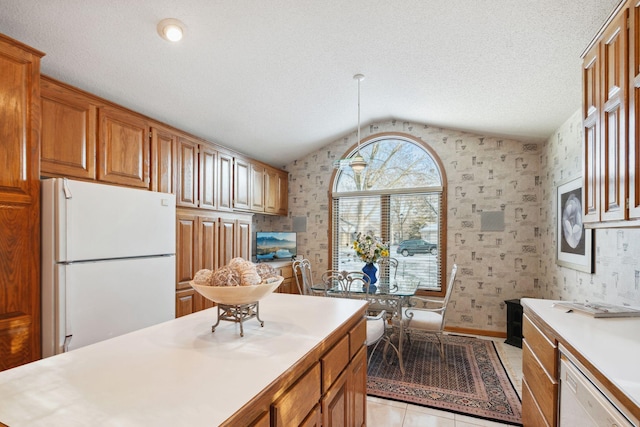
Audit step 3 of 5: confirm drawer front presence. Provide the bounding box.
[523,340,557,426]
[272,363,321,427]
[349,317,366,359]
[321,335,350,394]
[523,313,557,376]
[522,378,551,427]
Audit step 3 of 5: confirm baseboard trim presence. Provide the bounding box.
[445,326,506,339]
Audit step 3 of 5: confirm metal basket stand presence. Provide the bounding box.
[211,301,264,337]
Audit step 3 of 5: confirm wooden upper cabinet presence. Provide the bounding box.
[177,136,199,208]
[265,167,288,215]
[250,162,265,212]
[0,34,43,369]
[582,2,636,227]
[583,41,601,224]
[217,151,234,211]
[265,167,278,214]
[41,77,97,180]
[150,123,177,194]
[630,1,640,219]
[234,156,251,210]
[98,105,150,188]
[600,9,628,222]
[199,144,218,210]
[276,169,289,215]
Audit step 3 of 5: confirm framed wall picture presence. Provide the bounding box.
[556,177,594,273]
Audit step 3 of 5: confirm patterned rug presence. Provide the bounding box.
[367,332,522,425]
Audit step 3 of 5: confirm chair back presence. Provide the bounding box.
[377,257,398,283]
[343,271,372,299]
[321,270,348,297]
[440,264,458,327]
[292,259,313,295]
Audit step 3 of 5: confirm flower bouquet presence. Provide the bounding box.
[352,232,389,289]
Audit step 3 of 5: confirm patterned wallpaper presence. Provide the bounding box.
[539,109,640,307]
[255,113,640,334]
[257,119,541,334]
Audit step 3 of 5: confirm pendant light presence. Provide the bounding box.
[350,74,367,173]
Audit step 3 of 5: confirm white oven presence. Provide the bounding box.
[559,348,637,427]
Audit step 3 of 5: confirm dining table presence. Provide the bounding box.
[313,277,420,374]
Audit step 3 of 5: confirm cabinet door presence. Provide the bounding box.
[217,151,233,211]
[322,369,349,427]
[250,162,265,212]
[583,42,601,224]
[234,156,251,210]
[265,167,279,214]
[41,77,97,180]
[0,35,43,369]
[199,144,217,210]
[177,136,199,208]
[630,2,640,219]
[176,213,198,290]
[349,346,367,427]
[600,10,628,222]
[98,105,150,188]
[150,124,176,194]
[276,169,289,216]
[197,215,218,311]
[237,217,252,260]
[218,216,237,266]
[265,168,289,216]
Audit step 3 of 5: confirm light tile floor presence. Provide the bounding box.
[366,336,523,427]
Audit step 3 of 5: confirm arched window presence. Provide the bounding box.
[330,133,448,295]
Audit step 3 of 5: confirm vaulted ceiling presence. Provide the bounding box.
[0,0,621,167]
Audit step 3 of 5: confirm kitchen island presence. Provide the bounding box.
[0,293,368,426]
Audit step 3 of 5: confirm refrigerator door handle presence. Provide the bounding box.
[62,177,72,199]
[63,335,72,352]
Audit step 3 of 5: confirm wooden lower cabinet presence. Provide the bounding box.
[322,369,349,427]
[270,261,300,295]
[300,404,322,427]
[349,346,367,427]
[522,311,558,427]
[221,312,367,426]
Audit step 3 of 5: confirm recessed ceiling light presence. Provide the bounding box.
[157,18,185,42]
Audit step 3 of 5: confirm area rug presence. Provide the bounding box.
[367,332,522,426]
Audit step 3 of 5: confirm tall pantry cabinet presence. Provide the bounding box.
[0,35,43,370]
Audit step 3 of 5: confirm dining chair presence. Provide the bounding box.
[292,259,326,296]
[341,270,403,370]
[401,264,458,357]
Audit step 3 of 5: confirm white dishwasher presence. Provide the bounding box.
[559,351,637,427]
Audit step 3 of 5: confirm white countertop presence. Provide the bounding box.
[0,293,367,426]
[521,298,640,417]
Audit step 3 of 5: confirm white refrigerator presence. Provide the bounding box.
[41,178,176,358]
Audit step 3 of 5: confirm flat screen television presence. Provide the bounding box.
[256,232,297,261]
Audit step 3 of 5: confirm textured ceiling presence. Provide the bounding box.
[0,0,622,167]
